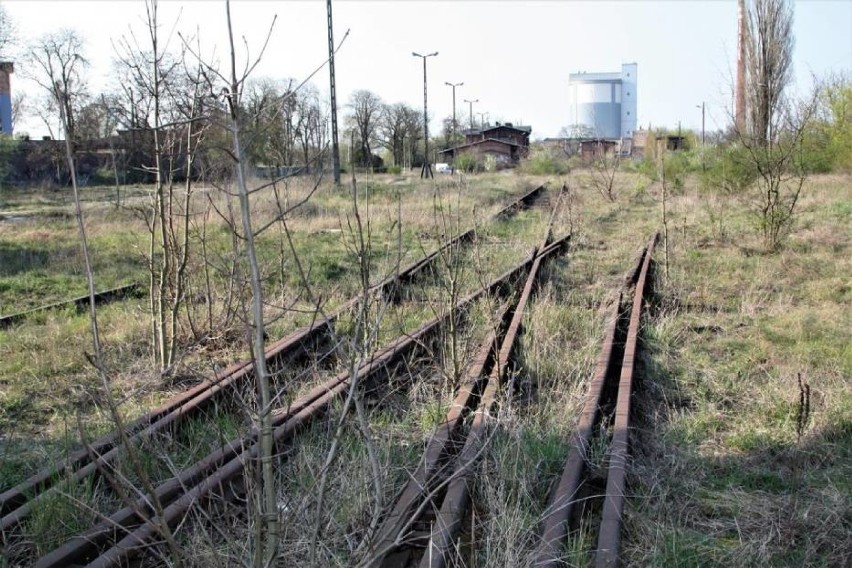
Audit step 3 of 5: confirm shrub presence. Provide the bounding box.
[519,148,570,175]
[454,153,483,173]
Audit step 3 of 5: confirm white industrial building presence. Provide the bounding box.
[567,63,637,142]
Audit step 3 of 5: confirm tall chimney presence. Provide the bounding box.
[0,62,13,136]
[735,0,747,133]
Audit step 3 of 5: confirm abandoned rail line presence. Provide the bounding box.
[0,184,548,564]
[535,231,659,567]
[0,283,141,329]
[32,229,570,567]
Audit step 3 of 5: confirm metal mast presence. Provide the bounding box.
[327,0,341,185]
[464,98,478,131]
[445,81,463,145]
[413,51,438,179]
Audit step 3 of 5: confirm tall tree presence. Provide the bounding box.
[348,89,382,167]
[745,0,794,144]
[0,3,15,58]
[378,101,421,167]
[27,30,89,148]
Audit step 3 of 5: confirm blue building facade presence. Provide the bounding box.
[0,62,13,136]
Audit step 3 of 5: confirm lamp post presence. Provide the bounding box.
[696,102,705,145]
[445,81,463,145]
[326,0,341,185]
[477,112,489,129]
[464,98,478,131]
[413,51,438,179]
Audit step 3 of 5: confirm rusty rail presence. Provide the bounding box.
[36,239,551,568]
[596,232,658,568]
[534,232,659,568]
[0,185,547,539]
[365,224,570,568]
[0,283,141,329]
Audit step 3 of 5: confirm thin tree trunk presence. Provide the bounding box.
[224,1,277,564]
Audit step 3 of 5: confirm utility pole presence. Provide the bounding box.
[464,98,478,130]
[413,51,438,179]
[696,102,705,145]
[478,112,488,129]
[736,0,747,133]
[327,0,341,185]
[445,81,463,145]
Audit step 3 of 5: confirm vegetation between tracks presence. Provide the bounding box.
[1,169,849,566]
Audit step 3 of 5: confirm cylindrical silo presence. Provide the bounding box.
[568,71,622,139]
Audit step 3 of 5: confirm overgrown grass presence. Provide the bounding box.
[3,167,849,566]
[623,173,851,566]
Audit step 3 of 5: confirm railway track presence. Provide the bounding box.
[34,231,570,567]
[0,185,548,563]
[535,231,659,568]
[0,283,141,329]
[363,219,565,568]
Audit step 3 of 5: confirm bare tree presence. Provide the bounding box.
[348,89,383,167]
[741,93,818,250]
[114,0,194,372]
[589,141,620,201]
[182,2,281,563]
[745,0,794,145]
[378,101,421,167]
[27,30,89,149]
[0,3,15,58]
[729,0,812,250]
[11,92,26,132]
[29,24,183,563]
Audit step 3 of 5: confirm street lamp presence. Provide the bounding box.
[477,112,489,129]
[464,98,478,130]
[413,51,438,179]
[445,81,463,146]
[696,102,705,145]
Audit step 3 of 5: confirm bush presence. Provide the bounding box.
[454,153,483,173]
[386,165,402,175]
[519,148,570,175]
[699,143,756,195]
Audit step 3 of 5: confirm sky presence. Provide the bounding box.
[3,0,851,140]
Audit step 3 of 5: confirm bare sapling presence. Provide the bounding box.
[658,149,670,281]
[218,2,279,564]
[29,27,182,563]
[309,142,397,564]
[114,0,193,372]
[589,141,620,202]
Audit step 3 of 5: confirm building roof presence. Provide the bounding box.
[569,71,622,83]
[483,123,531,134]
[437,138,523,155]
[463,123,532,136]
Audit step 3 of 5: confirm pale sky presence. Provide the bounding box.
[4,0,851,139]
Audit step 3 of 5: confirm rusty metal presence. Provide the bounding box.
[2,186,544,536]
[36,243,545,568]
[364,222,570,568]
[420,235,569,568]
[533,232,658,567]
[596,231,657,568]
[367,308,508,565]
[495,184,546,218]
[0,283,141,329]
[534,296,622,566]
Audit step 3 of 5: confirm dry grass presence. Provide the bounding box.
[2,168,849,566]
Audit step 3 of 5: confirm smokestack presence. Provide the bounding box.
[736,0,747,133]
[0,62,13,136]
